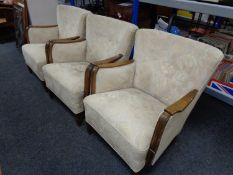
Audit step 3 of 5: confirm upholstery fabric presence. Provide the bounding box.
[95,62,136,93]
[42,14,137,114]
[52,40,87,63]
[23,5,89,81]
[28,26,59,44]
[84,88,166,172]
[83,29,224,172]
[133,29,224,106]
[42,62,89,114]
[57,5,90,39]
[85,14,138,62]
[22,44,46,81]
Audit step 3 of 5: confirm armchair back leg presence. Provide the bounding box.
[86,123,94,134]
[74,112,85,126]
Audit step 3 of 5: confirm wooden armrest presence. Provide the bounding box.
[27,25,58,29]
[165,89,198,115]
[92,54,123,66]
[145,89,198,167]
[83,54,123,97]
[85,59,134,95]
[97,59,134,68]
[26,25,58,43]
[48,36,81,44]
[45,38,86,64]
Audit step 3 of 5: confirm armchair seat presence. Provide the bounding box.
[84,88,166,172]
[22,44,46,81]
[43,62,89,114]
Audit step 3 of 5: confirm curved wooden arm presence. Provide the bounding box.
[83,55,128,97]
[145,89,198,167]
[26,25,58,43]
[165,89,198,115]
[92,54,123,66]
[45,38,86,64]
[87,59,134,95]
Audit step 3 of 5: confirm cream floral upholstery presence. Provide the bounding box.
[84,29,224,173]
[42,14,138,114]
[22,5,90,81]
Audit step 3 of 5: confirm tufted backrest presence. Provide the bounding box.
[57,5,90,39]
[85,14,138,63]
[133,29,224,106]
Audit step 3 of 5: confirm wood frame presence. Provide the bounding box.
[45,37,85,64]
[84,54,124,97]
[25,25,58,44]
[88,59,134,94]
[145,89,198,167]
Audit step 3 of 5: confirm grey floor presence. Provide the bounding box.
[0,42,233,175]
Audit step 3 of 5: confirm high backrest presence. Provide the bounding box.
[57,5,90,39]
[133,29,223,106]
[26,0,57,25]
[85,14,138,63]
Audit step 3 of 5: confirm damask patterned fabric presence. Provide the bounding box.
[133,29,224,106]
[57,5,90,39]
[42,14,137,114]
[84,88,166,172]
[22,44,46,81]
[43,62,89,114]
[22,5,90,81]
[84,29,224,172]
[85,14,137,62]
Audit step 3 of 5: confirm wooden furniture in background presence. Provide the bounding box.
[103,0,155,28]
[13,1,29,47]
[0,2,15,43]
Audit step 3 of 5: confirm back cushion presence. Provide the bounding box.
[86,14,138,62]
[57,5,90,39]
[133,29,223,105]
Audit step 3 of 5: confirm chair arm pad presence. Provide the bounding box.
[91,54,123,66]
[165,89,198,115]
[84,59,135,96]
[45,38,86,64]
[27,25,59,43]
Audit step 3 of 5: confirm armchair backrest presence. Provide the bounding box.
[26,0,57,25]
[57,5,90,39]
[85,14,138,63]
[133,29,223,106]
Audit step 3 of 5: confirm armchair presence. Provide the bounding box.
[42,14,138,123]
[83,29,224,173]
[22,5,90,81]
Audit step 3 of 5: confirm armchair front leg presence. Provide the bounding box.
[145,89,198,167]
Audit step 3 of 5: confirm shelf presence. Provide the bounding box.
[139,0,233,18]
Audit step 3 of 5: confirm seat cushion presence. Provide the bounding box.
[42,62,89,114]
[22,44,46,81]
[84,88,166,172]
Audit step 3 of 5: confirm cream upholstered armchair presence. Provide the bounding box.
[83,29,224,173]
[22,5,90,81]
[42,14,138,124]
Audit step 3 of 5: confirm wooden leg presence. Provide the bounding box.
[27,66,32,73]
[0,165,3,175]
[86,123,94,134]
[74,112,85,126]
